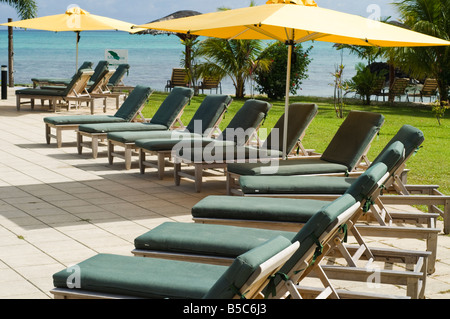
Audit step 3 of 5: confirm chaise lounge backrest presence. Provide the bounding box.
[219,99,272,146]
[89,61,109,84]
[263,103,318,153]
[148,87,194,128]
[185,95,232,135]
[113,85,153,121]
[108,64,130,87]
[204,235,294,299]
[61,69,94,97]
[320,110,385,171]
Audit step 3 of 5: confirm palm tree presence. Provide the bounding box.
[392,0,450,101]
[196,38,270,98]
[2,0,37,19]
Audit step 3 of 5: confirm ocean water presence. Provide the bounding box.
[0,30,364,97]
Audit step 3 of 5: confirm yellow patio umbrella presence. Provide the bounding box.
[136,0,450,158]
[1,6,144,70]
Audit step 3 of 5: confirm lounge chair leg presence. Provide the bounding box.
[91,136,99,159]
[56,129,62,148]
[45,124,51,144]
[124,146,132,170]
[108,141,114,165]
[139,149,146,174]
[174,163,181,186]
[157,153,165,180]
[194,164,203,193]
[77,133,82,154]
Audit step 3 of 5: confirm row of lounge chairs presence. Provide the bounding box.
[16,61,131,113]
[38,83,448,299]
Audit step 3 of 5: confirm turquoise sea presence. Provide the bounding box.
[0,30,365,97]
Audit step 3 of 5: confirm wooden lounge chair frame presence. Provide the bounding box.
[17,70,95,112]
[226,125,377,196]
[408,78,439,103]
[173,103,318,193]
[198,76,222,94]
[50,239,300,299]
[138,97,232,179]
[165,68,190,92]
[77,89,193,164]
[44,87,150,148]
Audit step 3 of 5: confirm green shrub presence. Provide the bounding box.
[254,42,312,99]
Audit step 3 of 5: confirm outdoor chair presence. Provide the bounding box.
[137,102,317,181]
[371,78,387,102]
[76,87,194,164]
[31,61,93,88]
[226,110,385,195]
[388,77,410,102]
[171,99,273,192]
[198,76,222,94]
[408,78,439,102]
[237,124,450,235]
[108,64,130,88]
[43,85,152,148]
[165,68,190,92]
[106,94,232,176]
[132,162,428,299]
[51,235,299,299]
[194,125,442,274]
[16,69,94,112]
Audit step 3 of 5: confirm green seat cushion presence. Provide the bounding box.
[43,115,126,125]
[31,61,93,85]
[204,236,292,299]
[240,141,404,195]
[264,103,318,153]
[373,125,424,163]
[274,194,357,288]
[53,236,292,299]
[177,143,282,163]
[320,111,384,171]
[192,196,329,223]
[135,137,210,152]
[108,130,198,144]
[113,85,153,121]
[240,175,354,195]
[185,94,232,134]
[16,88,68,97]
[53,253,226,299]
[78,122,168,134]
[135,222,296,258]
[108,64,130,86]
[149,87,194,127]
[219,99,271,145]
[227,157,349,176]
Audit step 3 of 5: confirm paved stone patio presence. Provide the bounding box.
[0,87,448,299]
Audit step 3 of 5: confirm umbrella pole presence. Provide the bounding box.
[75,31,80,72]
[283,42,293,159]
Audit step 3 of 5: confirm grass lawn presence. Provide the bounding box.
[141,91,449,196]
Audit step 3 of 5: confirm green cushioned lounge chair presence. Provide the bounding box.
[105,94,232,175]
[76,86,194,164]
[31,61,93,88]
[108,64,131,88]
[133,193,387,298]
[236,125,444,267]
[170,99,272,192]
[133,163,428,298]
[16,69,95,112]
[51,236,299,299]
[226,110,385,195]
[194,127,440,274]
[43,85,152,148]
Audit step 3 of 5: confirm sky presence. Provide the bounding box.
[0,0,401,27]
